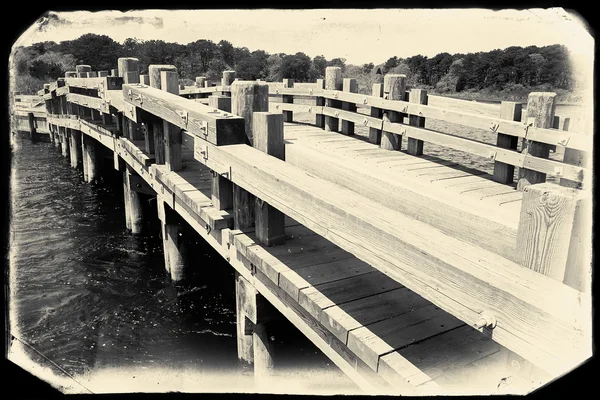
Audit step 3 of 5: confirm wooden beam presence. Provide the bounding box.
[192,138,590,376]
[117,57,139,78]
[324,67,342,132]
[230,80,269,146]
[381,74,406,150]
[315,78,325,128]
[406,89,428,156]
[208,95,232,113]
[123,83,246,146]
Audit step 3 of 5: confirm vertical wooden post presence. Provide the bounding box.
[140,74,150,85]
[82,134,99,183]
[315,78,325,128]
[558,118,589,189]
[324,67,342,132]
[110,69,118,77]
[208,95,232,113]
[369,83,384,144]
[87,71,98,78]
[282,78,294,123]
[161,70,182,172]
[76,65,91,78]
[221,70,236,96]
[60,127,69,157]
[516,183,591,292]
[341,78,358,135]
[235,273,277,376]
[27,112,37,143]
[493,101,522,184]
[81,134,89,182]
[148,65,178,164]
[381,74,406,151]
[407,89,428,156]
[209,95,234,210]
[117,58,139,79]
[123,170,132,231]
[65,71,77,78]
[253,112,286,246]
[68,129,83,170]
[97,71,109,77]
[124,165,144,234]
[157,199,186,282]
[230,81,269,230]
[518,92,556,190]
[196,76,206,88]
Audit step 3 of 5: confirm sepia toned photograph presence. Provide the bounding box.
[6,7,594,396]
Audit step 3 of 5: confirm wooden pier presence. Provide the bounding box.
[11,59,592,395]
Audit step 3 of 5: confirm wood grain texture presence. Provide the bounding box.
[282,78,294,123]
[407,89,428,156]
[516,183,592,292]
[324,67,342,132]
[192,137,589,376]
[231,81,269,145]
[493,102,522,184]
[381,74,406,150]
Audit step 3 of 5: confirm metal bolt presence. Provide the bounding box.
[473,312,496,329]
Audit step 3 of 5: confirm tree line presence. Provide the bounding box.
[12,33,577,98]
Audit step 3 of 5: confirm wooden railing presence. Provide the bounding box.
[29,60,592,381]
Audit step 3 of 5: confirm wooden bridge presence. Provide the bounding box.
[11,59,592,395]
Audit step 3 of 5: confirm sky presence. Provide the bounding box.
[13,8,593,65]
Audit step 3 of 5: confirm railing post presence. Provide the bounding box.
[230,81,269,229]
[110,69,118,77]
[315,78,325,128]
[406,88,428,156]
[195,76,206,88]
[324,67,342,132]
[148,64,178,164]
[117,57,139,82]
[282,78,294,123]
[208,95,232,113]
[253,112,286,246]
[518,92,556,190]
[222,70,236,96]
[140,74,150,85]
[98,71,109,77]
[341,78,358,135]
[87,71,98,78]
[27,112,37,143]
[558,117,589,189]
[368,83,384,144]
[65,71,77,78]
[161,70,182,171]
[207,95,234,211]
[493,101,522,184]
[75,65,91,78]
[380,74,406,151]
[516,183,591,292]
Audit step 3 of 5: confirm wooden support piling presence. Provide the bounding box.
[381,74,406,151]
[124,165,144,234]
[282,79,294,123]
[406,89,428,155]
[341,78,358,135]
[82,134,99,183]
[493,102,522,184]
[324,67,342,132]
[161,70,182,172]
[60,127,69,157]
[518,93,556,190]
[68,129,83,169]
[157,200,186,282]
[253,112,286,246]
[27,112,38,142]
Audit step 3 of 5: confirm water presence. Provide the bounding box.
[8,133,354,394]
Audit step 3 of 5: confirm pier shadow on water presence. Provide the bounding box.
[8,133,355,394]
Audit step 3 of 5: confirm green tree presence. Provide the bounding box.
[218,40,235,68]
[280,52,312,82]
[312,55,327,78]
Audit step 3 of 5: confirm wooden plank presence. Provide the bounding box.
[193,137,590,376]
[278,257,374,302]
[284,141,519,258]
[348,304,465,371]
[123,83,246,145]
[341,78,358,135]
[320,287,433,344]
[406,89,428,156]
[493,102,522,184]
[324,67,342,132]
[299,271,403,322]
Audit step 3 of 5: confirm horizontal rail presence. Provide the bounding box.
[273,88,590,152]
[122,84,245,145]
[66,93,111,114]
[179,85,230,95]
[271,103,323,115]
[64,76,123,96]
[192,136,590,377]
[381,120,588,183]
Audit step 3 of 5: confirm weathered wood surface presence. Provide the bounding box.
[123,84,246,145]
[193,137,589,377]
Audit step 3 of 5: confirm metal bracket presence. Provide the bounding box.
[362,118,369,126]
[177,110,188,128]
[132,93,143,106]
[334,111,340,118]
[363,97,368,105]
[474,312,497,329]
[488,151,497,160]
[557,137,570,147]
[274,104,280,110]
[334,92,339,99]
[200,120,208,136]
[206,224,212,235]
[489,122,500,133]
[309,89,313,95]
[553,166,564,176]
